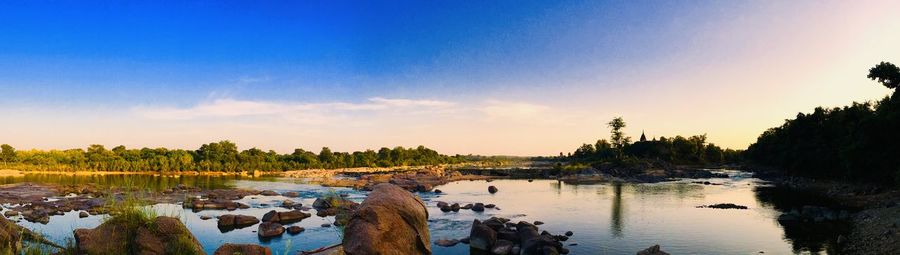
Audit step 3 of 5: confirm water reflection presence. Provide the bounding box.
[0,173,278,190]
[610,182,624,237]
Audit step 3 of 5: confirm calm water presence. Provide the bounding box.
[2,172,838,254]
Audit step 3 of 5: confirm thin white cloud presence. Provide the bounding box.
[132,97,456,120]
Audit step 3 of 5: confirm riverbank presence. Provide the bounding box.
[753,170,900,254]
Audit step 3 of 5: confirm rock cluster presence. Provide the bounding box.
[468,217,571,254]
[256,210,311,238]
[777,205,851,224]
[312,196,359,226]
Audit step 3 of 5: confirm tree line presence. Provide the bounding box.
[567,117,742,166]
[0,141,465,172]
[746,61,900,185]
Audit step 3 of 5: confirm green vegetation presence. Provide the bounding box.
[746,61,900,185]
[567,117,741,166]
[0,141,464,172]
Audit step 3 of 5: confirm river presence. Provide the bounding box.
[1,171,841,254]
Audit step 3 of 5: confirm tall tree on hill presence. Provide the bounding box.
[607,117,631,158]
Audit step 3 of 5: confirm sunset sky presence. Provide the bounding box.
[1,1,898,156]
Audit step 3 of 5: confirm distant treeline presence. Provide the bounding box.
[566,117,742,166]
[0,141,465,172]
[746,62,900,185]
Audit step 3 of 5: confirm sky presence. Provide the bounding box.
[1,1,899,156]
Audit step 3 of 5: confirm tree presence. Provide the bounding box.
[0,144,15,163]
[868,61,900,89]
[607,117,631,158]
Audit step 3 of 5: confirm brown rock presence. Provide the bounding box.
[287,226,305,235]
[342,183,431,254]
[214,243,272,255]
[75,216,205,255]
[217,214,260,230]
[258,222,285,238]
[637,244,670,255]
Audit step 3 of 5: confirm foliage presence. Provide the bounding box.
[747,61,900,185]
[568,118,740,166]
[0,142,464,172]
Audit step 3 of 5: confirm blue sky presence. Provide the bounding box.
[1,1,898,155]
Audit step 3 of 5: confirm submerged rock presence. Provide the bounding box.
[342,183,431,254]
[434,239,459,247]
[287,226,305,235]
[214,243,271,255]
[697,203,749,210]
[637,244,670,255]
[488,186,499,194]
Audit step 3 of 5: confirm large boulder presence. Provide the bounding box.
[213,243,272,255]
[342,183,431,254]
[75,216,206,255]
[469,219,497,250]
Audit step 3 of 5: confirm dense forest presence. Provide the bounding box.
[567,117,742,166]
[0,141,465,172]
[746,62,900,185]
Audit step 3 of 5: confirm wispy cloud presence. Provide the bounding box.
[132,97,457,120]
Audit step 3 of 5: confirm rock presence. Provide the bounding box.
[321,223,331,227]
[257,222,285,238]
[565,231,573,236]
[436,201,449,208]
[637,244,670,255]
[491,239,514,254]
[79,211,89,218]
[469,219,497,251]
[488,186,499,194]
[440,205,452,212]
[260,190,279,196]
[451,203,460,212]
[462,204,473,210]
[262,210,311,224]
[3,211,18,217]
[485,204,496,209]
[533,221,544,225]
[343,183,431,255]
[75,216,205,255]
[472,203,485,212]
[281,200,295,208]
[434,189,442,194]
[200,215,212,220]
[282,191,300,198]
[214,243,272,255]
[460,237,470,244]
[697,203,748,210]
[434,239,459,247]
[218,214,260,230]
[287,226,305,235]
[278,210,312,224]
